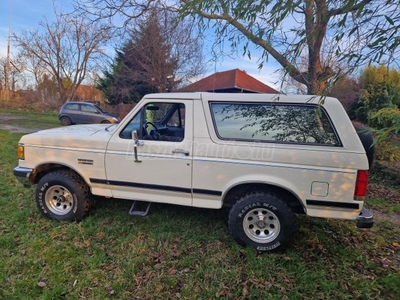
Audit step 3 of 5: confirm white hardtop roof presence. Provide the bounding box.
[143,92,338,105]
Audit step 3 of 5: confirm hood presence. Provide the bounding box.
[19,124,117,150]
[104,112,119,119]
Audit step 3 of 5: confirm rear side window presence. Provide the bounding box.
[210,102,340,146]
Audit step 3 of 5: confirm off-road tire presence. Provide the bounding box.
[228,192,296,252]
[35,170,92,221]
[60,116,72,126]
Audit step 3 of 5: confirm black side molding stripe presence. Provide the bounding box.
[192,189,222,196]
[90,178,107,184]
[107,180,191,194]
[89,178,221,197]
[306,200,359,209]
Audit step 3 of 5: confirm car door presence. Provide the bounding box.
[80,103,99,124]
[104,99,193,206]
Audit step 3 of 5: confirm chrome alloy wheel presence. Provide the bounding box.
[45,185,74,215]
[243,208,281,243]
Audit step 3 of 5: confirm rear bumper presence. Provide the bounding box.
[13,167,33,187]
[356,207,374,230]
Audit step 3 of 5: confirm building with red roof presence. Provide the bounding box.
[179,68,279,94]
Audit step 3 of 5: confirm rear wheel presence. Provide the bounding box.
[60,116,72,126]
[228,192,296,252]
[35,170,91,221]
[101,120,111,124]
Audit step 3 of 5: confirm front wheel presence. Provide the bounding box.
[35,170,92,221]
[228,192,296,252]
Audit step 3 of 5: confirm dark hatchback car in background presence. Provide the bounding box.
[58,102,120,126]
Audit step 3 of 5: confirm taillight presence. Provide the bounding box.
[354,170,368,200]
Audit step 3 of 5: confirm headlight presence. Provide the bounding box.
[17,144,25,160]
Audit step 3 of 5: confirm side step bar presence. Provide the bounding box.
[129,201,151,217]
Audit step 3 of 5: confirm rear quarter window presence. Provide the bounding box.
[210,102,340,146]
[64,103,80,110]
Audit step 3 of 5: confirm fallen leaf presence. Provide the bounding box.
[167,268,177,275]
[171,251,181,258]
[181,268,190,273]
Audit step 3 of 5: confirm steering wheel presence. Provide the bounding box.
[144,121,160,140]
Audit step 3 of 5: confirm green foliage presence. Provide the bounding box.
[361,65,400,88]
[375,141,400,162]
[352,66,400,127]
[61,77,73,91]
[369,107,400,130]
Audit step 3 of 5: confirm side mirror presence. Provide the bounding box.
[132,130,144,146]
[131,130,142,163]
[132,130,139,143]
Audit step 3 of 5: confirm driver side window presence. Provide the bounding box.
[120,102,185,142]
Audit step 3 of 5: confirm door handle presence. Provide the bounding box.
[172,149,190,156]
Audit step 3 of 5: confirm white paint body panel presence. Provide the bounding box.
[17,93,369,221]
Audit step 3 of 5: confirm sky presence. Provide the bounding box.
[0,0,281,90]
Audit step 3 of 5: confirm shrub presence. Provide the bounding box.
[369,107,400,129]
[375,141,400,162]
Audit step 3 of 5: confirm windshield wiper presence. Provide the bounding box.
[105,124,117,131]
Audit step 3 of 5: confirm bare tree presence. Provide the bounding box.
[0,54,26,91]
[19,51,48,88]
[12,11,111,103]
[0,56,5,91]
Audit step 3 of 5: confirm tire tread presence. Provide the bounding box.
[228,191,297,252]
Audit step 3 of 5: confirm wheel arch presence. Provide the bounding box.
[31,163,88,186]
[222,182,306,214]
[58,114,70,120]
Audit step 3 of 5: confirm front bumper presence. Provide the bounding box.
[13,167,33,187]
[356,207,374,230]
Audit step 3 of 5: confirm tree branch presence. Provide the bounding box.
[328,0,373,17]
[194,9,307,85]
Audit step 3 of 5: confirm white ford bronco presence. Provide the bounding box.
[14,93,373,251]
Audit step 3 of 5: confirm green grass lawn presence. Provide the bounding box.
[0,109,60,131]
[0,111,399,299]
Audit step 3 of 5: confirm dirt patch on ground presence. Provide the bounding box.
[371,209,400,226]
[368,183,400,205]
[0,113,43,133]
[367,183,400,226]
